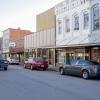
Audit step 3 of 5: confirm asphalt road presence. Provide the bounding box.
[0,65,100,100]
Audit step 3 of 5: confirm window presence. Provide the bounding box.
[93,5,100,30]
[58,20,62,34]
[84,13,89,29]
[74,15,79,30]
[65,19,70,32]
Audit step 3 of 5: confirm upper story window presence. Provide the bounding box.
[84,12,89,29]
[93,5,100,30]
[58,20,62,34]
[74,15,79,30]
[65,19,70,32]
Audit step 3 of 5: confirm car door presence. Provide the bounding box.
[64,61,76,75]
[68,60,79,75]
[73,60,84,76]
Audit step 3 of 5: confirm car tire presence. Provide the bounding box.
[60,68,65,75]
[82,70,89,79]
[31,65,34,70]
[4,67,7,71]
[24,64,26,68]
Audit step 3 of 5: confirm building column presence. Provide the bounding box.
[54,48,56,67]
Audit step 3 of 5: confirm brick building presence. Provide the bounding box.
[3,28,32,62]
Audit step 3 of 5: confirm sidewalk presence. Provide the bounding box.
[48,65,59,72]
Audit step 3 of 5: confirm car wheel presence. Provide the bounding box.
[82,70,89,79]
[60,68,65,75]
[4,67,7,71]
[24,64,26,68]
[31,65,34,70]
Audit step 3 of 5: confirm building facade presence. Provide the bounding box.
[3,28,32,62]
[2,29,10,57]
[24,7,56,66]
[55,0,100,65]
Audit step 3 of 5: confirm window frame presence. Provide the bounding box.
[83,12,89,29]
[57,19,62,34]
[65,18,70,33]
[92,4,100,31]
[74,14,79,31]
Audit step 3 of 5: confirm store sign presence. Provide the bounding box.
[9,41,16,47]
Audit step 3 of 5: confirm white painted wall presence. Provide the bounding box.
[2,29,10,53]
[24,28,55,50]
[55,0,100,46]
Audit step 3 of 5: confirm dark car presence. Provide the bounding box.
[59,60,100,79]
[0,55,8,71]
[24,57,48,70]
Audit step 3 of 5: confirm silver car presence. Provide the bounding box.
[59,60,100,79]
[7,57,19,65]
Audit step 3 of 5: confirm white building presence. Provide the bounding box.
[2,29,10,58]
[55,0,100,64]
[24,28,56,65]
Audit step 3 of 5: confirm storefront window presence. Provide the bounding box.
[91,47,99,62]
[49,49,54,65]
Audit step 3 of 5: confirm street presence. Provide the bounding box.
[0,65,100,100]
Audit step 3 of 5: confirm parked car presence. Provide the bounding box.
[7,57,19,65]
[24,57,48,70]
[59,60,100,79]
[0,55,8,70]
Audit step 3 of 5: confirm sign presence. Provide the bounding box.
[9,41,16,47]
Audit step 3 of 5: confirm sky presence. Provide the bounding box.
[0,0,64,35]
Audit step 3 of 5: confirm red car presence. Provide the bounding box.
[24,57,48,70]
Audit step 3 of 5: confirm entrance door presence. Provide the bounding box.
[64,53,74,64]
[65,53,70,64]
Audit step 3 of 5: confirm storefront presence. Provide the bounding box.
[91,47,100,62]
[49,48,55,66]
[56,48,75,65]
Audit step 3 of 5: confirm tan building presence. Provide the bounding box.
[24,7,56,67]
[36,7,56,67]
[36,7,55,32]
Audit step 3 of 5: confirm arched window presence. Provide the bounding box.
[65,18,70,32]
[83,12,89,29]
[92,5,100,30]
[57,19,62,34]
[74,14,79,30]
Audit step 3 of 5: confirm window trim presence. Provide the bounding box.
[83,12,89,29]
[65,18,70,33]
[73,14,79,31]
[92,4,100,31]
